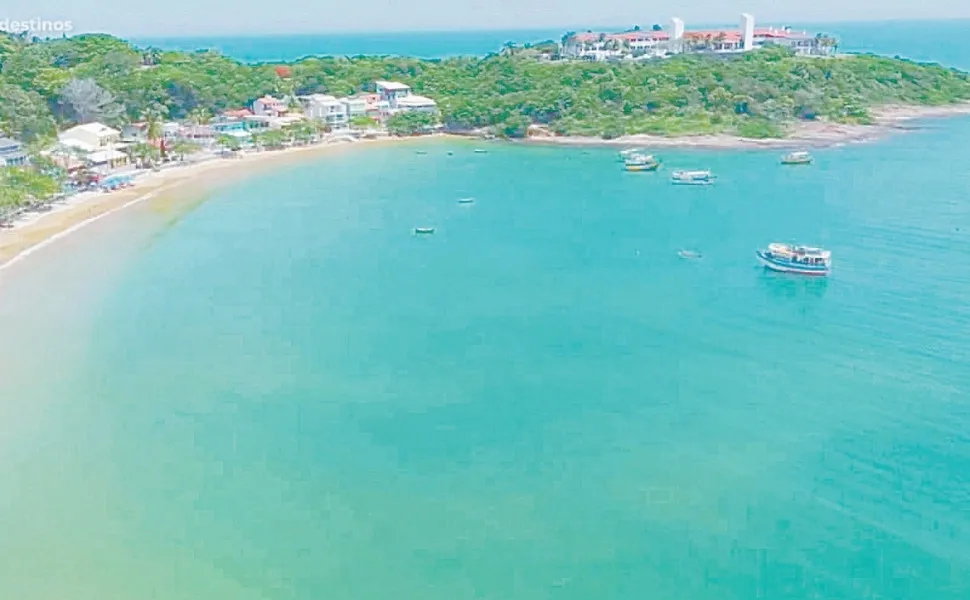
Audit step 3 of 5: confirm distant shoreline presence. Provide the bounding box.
[521,102,970,150]
[2,103,968,273]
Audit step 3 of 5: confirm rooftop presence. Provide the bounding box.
[376,81,411,91]
[396,94,437,107]
[0,136,22,148]
[61,122,120,137]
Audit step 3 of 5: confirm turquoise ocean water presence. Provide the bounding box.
[3,25,970,600]
[135,20,970,68]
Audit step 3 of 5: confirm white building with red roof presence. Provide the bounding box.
[561,14,835,61]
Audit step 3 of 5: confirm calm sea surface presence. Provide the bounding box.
[2,23,970,600]
[134,20,970,68]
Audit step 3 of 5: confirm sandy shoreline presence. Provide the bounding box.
[2,102,969,270]
[0,136,432,271]
[523,102,970,150]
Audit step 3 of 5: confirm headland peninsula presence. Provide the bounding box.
[2,29,970,266]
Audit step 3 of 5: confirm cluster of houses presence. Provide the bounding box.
[561,13,837,61]
[3,80,438,179]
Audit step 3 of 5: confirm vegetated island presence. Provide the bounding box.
[2,32,970,234]
[3,33,970,146]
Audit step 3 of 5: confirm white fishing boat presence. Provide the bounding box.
[756,243,831,276]
[414,227,435,235]
[781,151,813,165]
[671,170,716,185]
[624,153,660,171]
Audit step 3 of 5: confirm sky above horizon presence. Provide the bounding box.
[6,0,970,37]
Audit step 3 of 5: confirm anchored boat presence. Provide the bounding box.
[756,243,831,276]
[671,170,716,185]
[414,227,436,235]
[624,153,660,172]
[781,151,813,165]
[458,197,475,204]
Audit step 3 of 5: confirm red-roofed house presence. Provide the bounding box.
[559,13,835,60]
[563,29,670,60]
[223,108,253,119]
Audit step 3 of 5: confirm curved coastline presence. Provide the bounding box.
[2,103,968,272]
[521,102,970,149]
[0,136,438,273]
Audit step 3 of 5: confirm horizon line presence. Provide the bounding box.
[84,16,968,40]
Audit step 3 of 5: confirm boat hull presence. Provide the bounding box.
[626,164,659,172]
[756,251,829,276]
[781,159,812,165]
[671,179,715,185]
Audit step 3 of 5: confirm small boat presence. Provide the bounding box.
[473,149,488,154]
[458,197,475,204]
[671,170,716,185]
[624,154,660,172]
[756,243,831,276]
[415,150,428,155]
[781,151,813,165]
[446,151,454,156]
[414,227,435,235]
[678,250,702,259]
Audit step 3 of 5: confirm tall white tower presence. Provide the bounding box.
[670,17,685,53]
[741,13,755,51]
[671,17,684,40]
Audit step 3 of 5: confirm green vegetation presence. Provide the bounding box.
[386,111,437,135]
[3,32,969,143]
[2,31,970,217]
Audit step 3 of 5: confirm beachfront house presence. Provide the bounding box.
[375,81,412,109]
[59,122,122,151]
[162,122,181,139]
[85,148,129,169]
[394,94,438,113]
[253,96,287,117]
[302,94,349,130]
[341,96,368,119]
[375,81,438,114]
[0,137,29,167]
[57,122,128,170]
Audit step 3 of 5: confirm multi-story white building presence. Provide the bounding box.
[302,94,349,130]
[375,81,413,109]
[374,81,438,114]
[394,95,438,113]
[341,96,368,119]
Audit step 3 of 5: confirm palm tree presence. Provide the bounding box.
[187,107,211,125]
[143,108,166,161]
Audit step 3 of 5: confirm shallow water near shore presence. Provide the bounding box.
[2,121,970,599]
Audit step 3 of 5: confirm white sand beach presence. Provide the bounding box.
[0,136,433,270]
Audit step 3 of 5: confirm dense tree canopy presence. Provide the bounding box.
[2,32,970,144]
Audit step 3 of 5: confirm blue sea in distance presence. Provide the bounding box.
[2,20,970,600]
[135,19,970,69]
